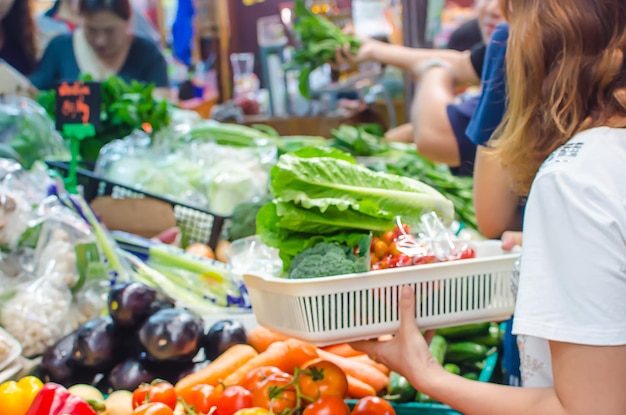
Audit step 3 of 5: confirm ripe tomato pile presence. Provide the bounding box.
[129,360,397,415]
[370,224,475,271]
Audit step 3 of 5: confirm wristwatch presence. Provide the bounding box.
[413,58,454,79]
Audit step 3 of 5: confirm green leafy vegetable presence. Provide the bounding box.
[36,75,171,161]
[256,147,454,270]
[288,241,368,279]
[291,0,361,98]
[330,124,389,157]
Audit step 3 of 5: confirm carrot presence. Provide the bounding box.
[316,349,389,393]
[175,344,258,393]
[246,326,291,353]
[321,343,365,358]
[223,339,319,386]
[346,375,376,399]
[348,354,390,375]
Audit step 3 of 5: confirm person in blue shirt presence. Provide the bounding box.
[30,0,169,97]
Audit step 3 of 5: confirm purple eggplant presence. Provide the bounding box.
[203,320,247,361]
[139,309,202,362]
[72,317,119,371]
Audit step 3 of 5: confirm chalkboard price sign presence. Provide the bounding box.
[55,81,101,131]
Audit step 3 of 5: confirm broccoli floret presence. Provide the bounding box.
[226,196,272,242]
[288,242,357,279]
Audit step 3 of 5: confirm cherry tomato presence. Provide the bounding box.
[233,409,271,415]
[214,386,254,415]
[252,373,297,413]
[390,254,412,268]
[351,396,396,415]
[370,237,381,252]
[392,224,410,239]
[381,231,395,245]
[298,360,348,400]
[370,254,379,268]
[414,255,437,265]
[178,384,216,414]
[303,396,351,415]
[386,242,402,257]
[378,256,391,270]
[373,240,389,259]
[240,366,286,392]
[132,381,177,410]
[459,248,476,259]
[132,402,175,415]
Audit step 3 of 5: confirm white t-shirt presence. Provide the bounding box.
[512,126,626,388]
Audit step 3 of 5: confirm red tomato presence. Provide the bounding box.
[178,384,216,414]
[390,254,412,268]
[251,373,298,413]
[392,224,411,239]
[459,248,476,259]
[414,255,437,265]
[373,240,389,259]
[132,402,174,415]
[214,386,254,415]
[351,396,396,415]
[132,381,177,410]
[240,366,286,392]
[298,360,349,400]
[303,396,351,415]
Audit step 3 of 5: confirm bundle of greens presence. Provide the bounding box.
[37,76,171,161]
[256,147,455,271]
[383,151,477,230]
[330,124,389,157]
[292,0,361,98]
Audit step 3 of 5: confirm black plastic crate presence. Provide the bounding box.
[46,161,229,250]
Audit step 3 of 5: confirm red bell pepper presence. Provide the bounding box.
[25,383,104,415]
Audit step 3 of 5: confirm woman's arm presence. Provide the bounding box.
[342,39,480,84]
[473,146,522,238]
[410,66,460,167]
[352,287,626,415]
[421,342,626,415]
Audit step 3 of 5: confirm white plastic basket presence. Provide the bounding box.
[243,248,519,346]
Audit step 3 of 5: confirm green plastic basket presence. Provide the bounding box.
[347,349,499,415]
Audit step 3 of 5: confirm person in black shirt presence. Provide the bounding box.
[0,0,36,75]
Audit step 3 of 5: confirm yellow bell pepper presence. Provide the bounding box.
[0,376,44,415]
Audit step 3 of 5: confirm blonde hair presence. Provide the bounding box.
[492,0,626,195]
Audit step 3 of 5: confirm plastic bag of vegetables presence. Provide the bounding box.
[0,198,110,357]
[0,97,69,169]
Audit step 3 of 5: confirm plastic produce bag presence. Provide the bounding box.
[95,130,209,208]
[0,97,69,169]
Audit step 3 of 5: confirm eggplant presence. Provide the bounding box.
[72,317,119,371]
[39,331,78,386]
[108,282,169,328]
[139,309,202,362]
[203,320,247,361]
[105,358,157,393]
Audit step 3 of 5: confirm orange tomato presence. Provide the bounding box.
[297,360,348,400]
[132,381,177,410]
[233,409,270,415]
[177,384,216,414]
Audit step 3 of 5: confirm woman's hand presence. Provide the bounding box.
[334,38,379,68]
[501,231,523,251]
[350,286,444,391]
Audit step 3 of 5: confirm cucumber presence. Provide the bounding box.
[465,323,503,347]
[435,322,491,340]
[462,372,479,381]
[443,363,461,375]
[460,359,485,373]
[386,372,416,403]
[445,342,489,363]
[415,391,438,403]
[429,335,448,365]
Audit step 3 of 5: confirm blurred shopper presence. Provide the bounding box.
[0,0,36,75]
[31,0,169,97]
